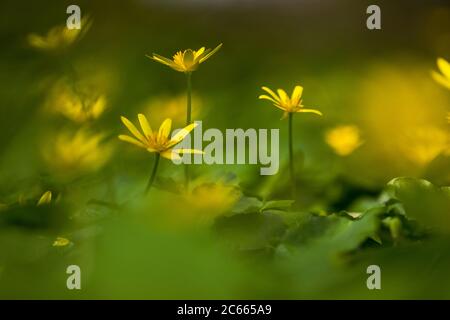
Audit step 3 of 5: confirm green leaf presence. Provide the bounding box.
[284,207,384,254]
[385,177,450,233]
[323,207,384,252]
[230,196,263,215]
[260,200,295,212]
[386,177,433,200]
[214,212,286,252]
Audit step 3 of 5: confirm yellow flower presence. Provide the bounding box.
[156,180,241,229]
[119,114,202,160]
[37,191,52,206]
[44,129,113,174]
[399,126,449,166]
[325,125,364,156]
[148,44,222,73]
[357,65,448,179]
[259,85,322,119]
[27,17,92,52]
[431,57,450,90]
[53,237,70,247]
[189,181,240,214]
[46,80,107,123]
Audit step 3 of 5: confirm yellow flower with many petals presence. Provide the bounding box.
[168,180,241,227]
[188,181,240,214]
[149,44,221,189]
[44,129,113,175]
[148,44,222,73]
[119,114,202,160]
[45,79,107,123]
[259,85,322,119]
[28,17,92,52]
[325,125,364,156]
[259,84,321,199]
[431,57,450,90]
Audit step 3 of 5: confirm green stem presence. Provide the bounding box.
[145,153,160,194]
[186,72,192,125]
[184,72,192,191]
[288,113,296,199]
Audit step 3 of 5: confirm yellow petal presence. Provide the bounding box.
[121,116,146,143]
[274,104,288,111]
[258,94,279,105]
[183,49,195,66]
[261,86,281,102]
[138,113,153,138]
[167,123,198,148]
[199,43,222,63]
[173,51,185,66]
[37,191,52,206]
[28,34,48,50]
[297,108,323,116]
[118,134,147,148]
[437,57,450,79]
[158,118,172,142]
[149,54,184,72]
[291,85,303,105]
[194,47,206,60]
[91,96,107,119]
[173,148,204,154]
[277,89,289,105]
[149,53,174,66]
[432,71,450,90]
[160,149,181,160]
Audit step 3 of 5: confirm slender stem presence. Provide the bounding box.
[186,72,192,125]
[145,153,160,194]
[184,72,192,191]
[288,112,296,199]
[184,164,190,191]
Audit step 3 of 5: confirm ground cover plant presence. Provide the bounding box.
[0,0,449,299]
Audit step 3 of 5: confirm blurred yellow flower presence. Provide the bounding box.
[356,65,449,182]
[142,94,202,124]
[27,17,92,52]
[37,191,52,206]
[167,180,241,227]
[325,125,364,156]
[431,57,450,90]
[399,126,449,166]
[44,129,113,174]
[45,80,107,123]
[259,85,322,119]
[148,44,222,73]
[189,182,240,214]
[53,237,70,247]
[119,114,202,160]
